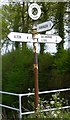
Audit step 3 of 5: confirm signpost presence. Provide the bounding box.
[8,32,62,44]
[37,21,53,32]
[8,32,37,43]
[8,3,62,115]
[38,34,62,43]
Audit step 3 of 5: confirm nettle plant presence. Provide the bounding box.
[28,92,69,118]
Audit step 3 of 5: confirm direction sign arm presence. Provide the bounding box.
[37,21,53,33]
[45,24,54,32]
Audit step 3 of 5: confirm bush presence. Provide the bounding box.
[27,92,70,119]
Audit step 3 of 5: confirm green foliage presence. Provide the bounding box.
[52,49,70,88]
[38,53,54,90]
[2,48,54,94]
[2,47,70,119]
[27,92,70,119]
[2,47,35,107]
[55,2,66,51]
[2,48,70,103]
[54,49,70,74]
[2,47,34,93]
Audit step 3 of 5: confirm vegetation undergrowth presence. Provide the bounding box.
[25,92,70,119]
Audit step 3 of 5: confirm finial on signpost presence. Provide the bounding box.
[28,3,41,20]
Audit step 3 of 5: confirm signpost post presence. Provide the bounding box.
[32,25,39,110]
[8,3,62,115]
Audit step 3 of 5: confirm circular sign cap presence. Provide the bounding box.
[28,3,41,20]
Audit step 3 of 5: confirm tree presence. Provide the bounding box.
[1,2,57,53]
[39,2,56,54]
[65,2,70,50]
[1,2,68,54]
[1,2,32,50]
[1,3,21,49]
[55,2,66,52]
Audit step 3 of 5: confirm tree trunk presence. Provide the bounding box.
[40,43,44,54]
[55,2,65,52]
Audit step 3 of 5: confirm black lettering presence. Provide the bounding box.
[39,24,48,29]
[14,35,21,39]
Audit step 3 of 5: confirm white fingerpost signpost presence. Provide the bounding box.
[8,32,37,43]
[8,3,62,119]
[8,32,62,44]
[38,34,62,43]
[37,21,53,32]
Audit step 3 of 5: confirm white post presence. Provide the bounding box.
[19,95,22,120]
